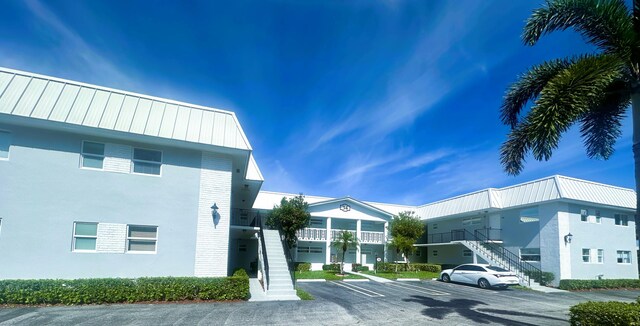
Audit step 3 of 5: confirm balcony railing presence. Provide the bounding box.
[331,229,357,241]
[360,231,385,244]
[296,228,327,241]
[231,209,257,227]
[426,228,502,244]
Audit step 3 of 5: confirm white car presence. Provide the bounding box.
[440,264,520,289]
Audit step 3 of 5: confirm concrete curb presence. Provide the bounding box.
[343,279,369,282]
[296,279,326,282]
[396,278,420,282]
[345,271,394,283]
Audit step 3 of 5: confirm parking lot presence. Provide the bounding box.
[1,280,639,325]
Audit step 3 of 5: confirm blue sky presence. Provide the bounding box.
[0,0,634,205]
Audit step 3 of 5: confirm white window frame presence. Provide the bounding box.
[80,141,105,170]
[597,249,604,264]
[520,248,541,262]
[582,248,591,263]
[432,224,438,230]
[126,224,159,254]
[615,214,629,226]
[580,209,588,222]
[72,221,98,253]
[131,147,163,176]
[310,218,323,227]
[433,250,438,257]
[595,210,602,224]
[0,129,11,161]
[617,250,631,264]
[462,217,483,226]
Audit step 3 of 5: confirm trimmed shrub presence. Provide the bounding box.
[295,262,311,272]
[524,271,555,286]
[322,264,340,272]
[559,279,640,291]
[232,268,249,278]
[570,301,640,325]
[0,276,249,305]
[375,263,440,273]
[355,266,370,272]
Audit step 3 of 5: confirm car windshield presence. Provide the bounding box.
[486,266,509,272]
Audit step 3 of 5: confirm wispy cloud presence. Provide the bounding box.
[20,0,135,88]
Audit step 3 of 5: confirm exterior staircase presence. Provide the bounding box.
[453,230,545,288]
[258,229,299,301]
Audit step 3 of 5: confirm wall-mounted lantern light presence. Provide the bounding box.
[564,232,573,244]
[211,203,219,226]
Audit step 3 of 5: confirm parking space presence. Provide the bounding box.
[2,280,639,325]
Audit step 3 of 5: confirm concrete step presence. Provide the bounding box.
[267,289,297,297]
[268,284,294,291]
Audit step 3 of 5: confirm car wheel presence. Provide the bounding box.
[478,278,490,289]
[441,274,450,283]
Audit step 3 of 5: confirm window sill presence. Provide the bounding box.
[126,251,157,255]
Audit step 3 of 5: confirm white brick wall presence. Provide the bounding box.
[103,143,132,173]
[194,152,232,277]
[96,223,127,253]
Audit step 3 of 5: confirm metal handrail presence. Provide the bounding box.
[461,229,542,286]
[256,213,269,290]
[279,230,296,287]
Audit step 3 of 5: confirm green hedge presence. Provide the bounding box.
[559,279,640,291]
[0,277,249,305]
[322,264,340,272]
[570,301,640,325]
[524,271,555,286]
[376,263,441,273]
[295,262,311,272]
[232,268,249,278]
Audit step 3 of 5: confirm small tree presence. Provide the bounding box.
[331,230,359,275]
[388,211,424,270]
[266,195,310,248]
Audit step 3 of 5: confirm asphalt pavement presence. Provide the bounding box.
[1,280,638,325]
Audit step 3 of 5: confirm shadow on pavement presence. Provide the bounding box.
[403,295,566,325]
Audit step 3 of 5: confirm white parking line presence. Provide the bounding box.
[386,282,450,296]
[331,281,385,297]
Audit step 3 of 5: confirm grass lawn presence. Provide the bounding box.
[362,270,439,280]
[295,270,366,280]
[296,287,314,300]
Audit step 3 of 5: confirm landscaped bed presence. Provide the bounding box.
[0,272,250,306]
[361,271,439,280]
[295,270,366,280]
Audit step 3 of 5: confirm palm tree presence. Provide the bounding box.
[501,0,640,237]
[331,230,359,274]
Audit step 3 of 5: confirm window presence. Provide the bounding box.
[0,130,11,159]
[297,246,322,254]
[617,250,631,264]
[582,249,591,263]
[132,148,162,175]
[595,210,601,224]
[463,249,473,257]
[520,248,541,262]
[415,249,421,257]
[580,209,588,222]
[432,250,438,257]
[310,218,323,227]
[597,249,604,263]
[519,207,539,223]
[615,214,629,226]
[486,266,509,272]
[126,225,158,253]
[73,222,98,252]
[238,244,247,252]
[81,141,105,169]
[432,224,438,230]
[462,217,483,225]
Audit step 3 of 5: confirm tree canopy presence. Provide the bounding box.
[265,194,311,248]
[388,211,424,265]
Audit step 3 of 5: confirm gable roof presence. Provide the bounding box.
[309,197,394,218]
[0,67,252,152]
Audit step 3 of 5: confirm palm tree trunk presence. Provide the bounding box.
[632,93,640,244]
[342,249,346,274]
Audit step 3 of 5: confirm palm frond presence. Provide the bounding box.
[501,54,626,174]
[501,58,574,128]
[523,0,633,56]
[580,81,629,159]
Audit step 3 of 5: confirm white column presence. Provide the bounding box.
[383,221,389,263]
[326,218,332,264]
[356,219,362,264]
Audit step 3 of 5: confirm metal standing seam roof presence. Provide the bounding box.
[0,67,252,152]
